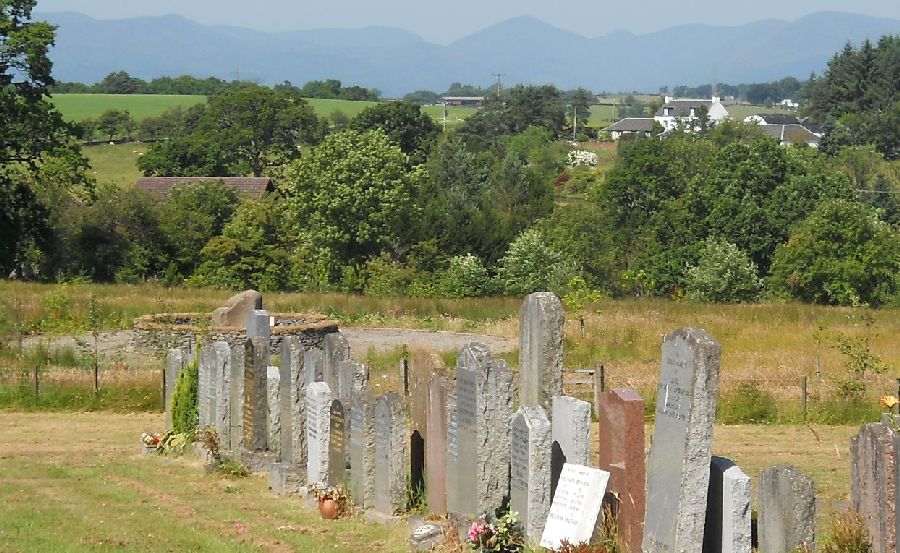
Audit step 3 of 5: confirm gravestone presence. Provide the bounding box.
[446,376,460,515]
[519,292,564,415]
[242,337,270,452]
[703,457,752,553]
[597,387,646,553]
[758,464,816,553]
[228,343,245,456]
[267,366,280,456]
[550,396,591,499]
[642,328,721,553]
[328,399,347,486]
[164,349,186,430]
[850,416,896,553]
[211,289,262,327]
[409,350,446,497]
[426,376,450,515]
[198,344,212,428]
[510,406,552,543]
[213,341,232,451]
[374,393,407,516]
[278,337,306,469]
[306,382,332,486]
[246,309,271,344]
[446,343,514,518]
[539,463,611,550]
[304,348,325,385]
[349,385,376,509]
[337,358,368,404]
[323,332,350,395]
[895,424,899,553]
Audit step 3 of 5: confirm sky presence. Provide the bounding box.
[35,0,900,44]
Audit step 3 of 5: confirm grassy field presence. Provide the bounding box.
[726,104,795,120]
[83,143,149,186]
[51,94,207,122]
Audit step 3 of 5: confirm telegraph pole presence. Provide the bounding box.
[492,73,505,99]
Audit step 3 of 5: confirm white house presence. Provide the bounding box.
[654,95,730,131]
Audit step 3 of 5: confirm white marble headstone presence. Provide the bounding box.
[539,463,610,550]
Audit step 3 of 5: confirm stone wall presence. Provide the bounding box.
[133,312,339,355]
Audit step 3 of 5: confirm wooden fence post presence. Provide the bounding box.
[801,376,808,422]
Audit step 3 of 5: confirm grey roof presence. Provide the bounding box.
[604,118,655,132]
[135,177,274,197]
[656,99,713,117]
[755,113,801,125]
[760,124,820,145]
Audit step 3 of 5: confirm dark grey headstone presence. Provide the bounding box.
[642,328,721,553]
[374,393,407,516]
[349,385,376,509]
[306,382,332,486]
[328,399,347,486]
[519,292,564,415]
[758,464,816,553]
[510,405,552,543]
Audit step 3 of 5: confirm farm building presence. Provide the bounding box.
[603,118,656,139]
[134,177,274,198]
[441,96,486,108]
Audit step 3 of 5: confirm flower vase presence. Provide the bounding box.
[319,498,339,520]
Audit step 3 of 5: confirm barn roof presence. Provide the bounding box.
[134,177,274,198]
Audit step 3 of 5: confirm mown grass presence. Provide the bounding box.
[83,142,149,187]
[50,94,207,122]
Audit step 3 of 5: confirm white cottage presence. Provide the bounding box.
[654,95,729,131]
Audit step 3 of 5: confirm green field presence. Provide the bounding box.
[726,104,796,120]
[83,143,149,186]
[50,94,207,122]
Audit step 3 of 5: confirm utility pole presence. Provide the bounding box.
[573,105,577,141]
[492,73,505,99]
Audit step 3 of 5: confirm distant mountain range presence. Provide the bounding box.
[38,11,900,97]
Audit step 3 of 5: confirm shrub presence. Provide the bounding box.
[717,381,778,424]
[685,238,762,303]
[171,355,199,435]
[820,511,872,553]
[437,254,492,298]
[496,229,576,296]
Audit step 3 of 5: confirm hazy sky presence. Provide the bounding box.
[36,0,900,44]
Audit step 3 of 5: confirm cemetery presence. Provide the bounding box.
[145,290,899,552]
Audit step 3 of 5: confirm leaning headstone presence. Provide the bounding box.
[304,348,325,385]
[703,457,752,553]
[597,388,646,553]
[212,341,232,451]
[266,366,280,457]
[165,349,186,430]
[306,382,332,486]
[374,393,407,516]
[243,337,269,452]
[519,292,564,415]
[757,464,816,553]
[349,385,376,509]
[228,344,245,457]
[328,399,347,486]
[409,350,446,497]
[539,463,611,550]
[642,328,721,553]
[246,309,271,344]
[550,396,591,499]
[323,332,350,395]
[850,416,896,553]
[446,343,514,518]
[211,289,262,327]
[510,406,552,543]
[426,376,450,515]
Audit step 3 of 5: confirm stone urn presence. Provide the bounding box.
[319,498,339,520]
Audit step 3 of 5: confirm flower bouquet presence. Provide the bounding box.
[467,511,524,553]
[141,432,161,455]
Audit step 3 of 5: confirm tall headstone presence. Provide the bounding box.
[206,346,219,430]
[374,393,407,516]
[519,292,564,415]
[409,350,446,497]
[267,366,280,456]
[306,382,332,486]
[243,337,269,452]
[164,349,186,430]
[426,376,450,515]
[212,341,232,451]
[328,399,347,486]
[550,396,591,499]
[198,344,212,428]
[278,337,306,469]
[597,388,646,553]
[323,332,350,395]
[758,465,816,553]
[228,344,245,457]
[703,457,752,553]
[850,417,896,553]
[349,385,376,509]
[540,464,611,550]
[510,406,552,543]
[642,328,721,553]
[304,348,325,385]
[446,343,514,518]
[246,309,271,344]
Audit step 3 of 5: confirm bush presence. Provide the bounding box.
[685,238,762,303]
[171,355,199,435]
[820,511,872,553]
[437,254,492,298]
[496,229,575,296]
[717,381,778,424]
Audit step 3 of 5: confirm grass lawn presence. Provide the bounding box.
[83,142,149,187]
[51,94,207,122]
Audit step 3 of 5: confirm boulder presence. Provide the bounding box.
[211,290,263,327]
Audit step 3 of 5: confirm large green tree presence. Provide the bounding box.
[351,101,438,164]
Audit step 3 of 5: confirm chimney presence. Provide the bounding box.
[711,95,720,104]
[664,95,673,104]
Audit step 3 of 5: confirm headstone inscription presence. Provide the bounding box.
[374,393,407,516]
[306,382,332,486]
[328,399,347,486]
[757,464,816,553]
[349,385,376,509]
[510,406,552,543]
[539,463,610,550]
[519,292,564,415]
[702,457,752,553]
[642,328,721,553]
[597,387,646,553]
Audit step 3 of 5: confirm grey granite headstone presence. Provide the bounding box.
[447,343,514,518]
[426,376,450,515]
[337,358,368,404]
[246,308,271,344]
[328,399,347,486]
[304,348,325,385]
[550,395,591,499]
[350,385,376,509]
[213,342,232,451]
[703,456,752,553]
[850,416,896,553]
[206,346,219,431]
[519,292,564,415]
[323,332,350,395]
[198,344,212,428]
[306,382,332,486]
[267,365,280,457]
[758,464,816,553]
[374,393,407,516]
[510,405,552,543]
[278,337,306,470]
[894,422,899,553]
[164,349,186,430]
[642,328,721,553]
[228,344,245,457]
[242,337,269,452]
